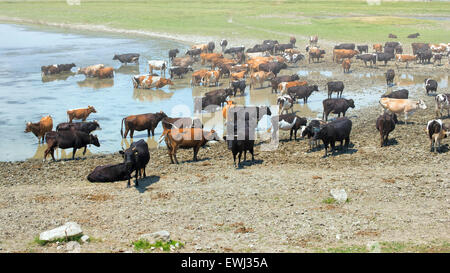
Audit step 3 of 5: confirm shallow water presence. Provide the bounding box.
[0,24,447,161]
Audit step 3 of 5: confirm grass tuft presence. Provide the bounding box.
[132,239,184,252]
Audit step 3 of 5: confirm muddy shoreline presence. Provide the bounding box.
[0,21,449,253]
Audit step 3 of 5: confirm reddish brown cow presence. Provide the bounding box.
[342,58,351,73]
[132,75,174,89]
[67,106,97,123]
[94,67,114,79]
[24,115,53,143]
[121,111,168,138]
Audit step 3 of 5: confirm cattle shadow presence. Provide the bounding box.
[236,159,263,169]
[135,175,160,193]
[383,138,399,147]
[431,144,449,154]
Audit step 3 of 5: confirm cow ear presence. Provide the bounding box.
[119,150,124,155]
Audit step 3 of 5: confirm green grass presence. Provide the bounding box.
[323,197,337,204]
[0,0,449,43]
[317,240,450,253]
[33,234,84,246]
[132,239,184,252]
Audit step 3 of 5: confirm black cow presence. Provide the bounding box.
[395,45,403,54]
[376,52,395,65]
[205,88,234,98]
[327,81,344,99]
[301,119,323,151]
[119,139,150,187]
[417,49,433,64]
[220,39,228,52]
[270,113,307,141]
[56,121,101,134]
[44,130,100,161]
[384,46,395,54]
[41,63,76,75]
[224,117,255,168]
[224,46,245,55]
[334,43,355,50]
[112,53,140,64]
[356,54,377,67]
[408,33,420,38]
[412,43,430,55]
[322,98,355,121]
[207,41,215,53]
[427,120,448,152]
[275,43,294,53]
[186,48,202,58]
[381,89,409,99]
[385,69,395,86]
[288,85,319,104]
[376,112,398,147]
[385,42,401,49]
[87,163,132,183]
[434,54,443,65]
[270,74,300,93]
[169,49,179,61]
[196,94,229,113]
[169,66,193,79]
[425,79,438,95]
[357,45,368,53]
[314,117,352,157]
[247,43,272,53]
[230,79,246,96]
[258,62,287,76]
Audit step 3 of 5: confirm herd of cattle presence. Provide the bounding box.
[30,36,450,186]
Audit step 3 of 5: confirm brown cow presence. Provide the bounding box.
[94,67,114,79]
[161,127,221,164]
[373,44,383,52]
[77,64,104,77]
[278,80,307,94]
[333,49,359,63]
[121,111,168,138]
[191,69,209,86]
[132,75,174,89]
[342,58,351,73]
[250,71,275,89]
[24,115,53,143]
[230,70,247,81]
[395,54,416,69]
[67,106,97,123]
[200,53,223,65]
[201,70,221,87]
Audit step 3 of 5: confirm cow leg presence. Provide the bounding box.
[82,146,87,155]
[193,146,200,161]
[250,147,254,162]
[173,146,179,164]
[238,151,242,167]
[72,148,77,160]
[233,151,237,167]
[130,129,134,139]
[244,150,247,162]
[345,137,350,152]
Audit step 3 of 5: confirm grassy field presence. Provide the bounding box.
[0,0,449,43]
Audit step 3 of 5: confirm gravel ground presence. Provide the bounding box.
[0,43,449,253]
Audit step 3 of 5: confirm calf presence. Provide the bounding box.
[379,98,427,122]
[433,53,443,65]
[376,112,398,147]
[424,79,438,95]
[301,120,324,151]
[385,69,395,86]
[121,111,167,138]
[314,117,352,157]
[381,89,409,99]
[342,58,351,73]
[162,128,221,164]
[426,119,449,153]
[357,45,368,53]
[270,113,307,141]
[169,66,193,79]
[435,94,450,118]
[113,53,139,64]
[230,79,246,96]
[56,120,101,134]
[87,163,132,183]
[356,53,377,67]
[67,106,97,123]
[327,81,344,99]
[119,139,150,187]
[373,44,383,53]
[288,85,319,104]
[322,98,355,121]
[25,115,53,143]
[44,130,100,161]
[307,47,325,63]
[169,49,179,61]
[41,63,76,76]
[277,94,294,114]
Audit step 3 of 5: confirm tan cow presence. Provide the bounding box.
[191,69,209,86]
[24,115,53,143]
[278,80,307,94]
[250,71,275,89]
[379,98,427,122]
[395,54,417,69]
[342,58,351,73]
[93,67,114,79]
[77,64,104,77]
[373,44,383,52]
[200,53,223,65]
[192,44,208,53]
[67,106,97,123]
[333,49,359,63]
[132,75,174,89]
[201,70,221,87]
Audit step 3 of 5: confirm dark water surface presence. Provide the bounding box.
[0,24,447,161]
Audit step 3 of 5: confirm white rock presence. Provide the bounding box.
[56,245,63,251]
[39,222,83,242]
[336,234,341,240]
[366,241,381,253]
[66,241,81,253]
[330,189,348,203]
[140,230,170,243]
[81,235,90,243]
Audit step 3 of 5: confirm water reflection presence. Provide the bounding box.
[115,64,140,75]
[41,72,75,83]
[133,88,174,102]
[77,78,114,89]
[121,136,159,150]
[31,143,94,160]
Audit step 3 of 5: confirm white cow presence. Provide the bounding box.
[148,60,168,77]
[277,94,294,114]
[435,94,450,118]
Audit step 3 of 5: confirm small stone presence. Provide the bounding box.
[140,230,170,243]
[330,189,348,203]
[66,241,81,253]
[81,235,89,243]
[336,234,341,240]
[39,222,83,242]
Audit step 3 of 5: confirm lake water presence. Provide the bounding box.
[0,23,447,161]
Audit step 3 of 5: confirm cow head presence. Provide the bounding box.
[113,55,118,60]
[417,100,427,110]
[347,99,355,108]
[88,105,97,113]
[24,122,32,133]
[90,135,100,147]
[93,120,102,130]
[119,146,138,167]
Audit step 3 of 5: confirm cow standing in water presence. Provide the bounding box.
[44,130,100,161]
[67,106,97,123]
[25,115,53,143]
[121,111,168,139]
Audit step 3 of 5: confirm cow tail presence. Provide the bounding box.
[120,118,125,138]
